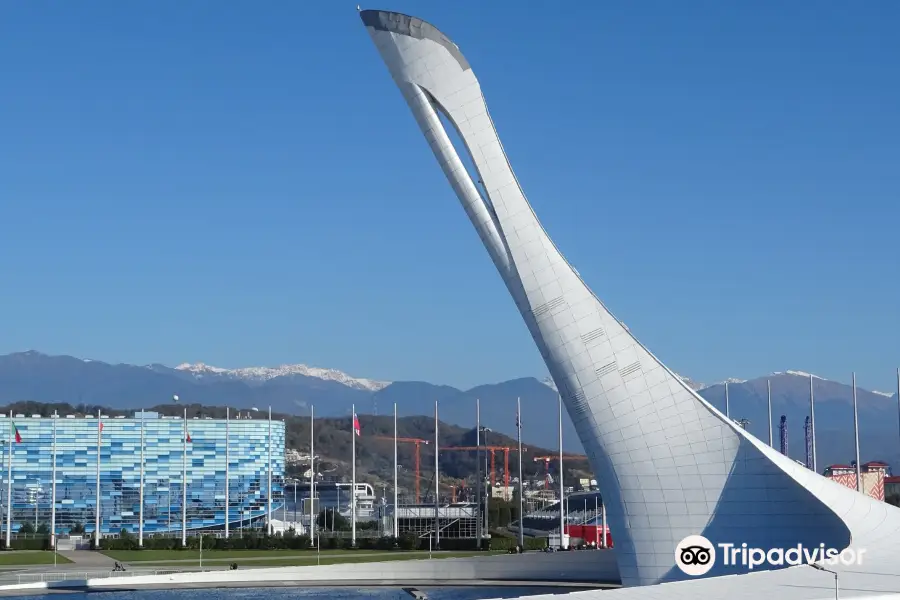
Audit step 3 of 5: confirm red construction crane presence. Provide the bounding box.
[533,454,590,489]
[440,446,524,492]
[375,436,430,504]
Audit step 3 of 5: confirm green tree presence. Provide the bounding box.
[36,522,49,535]
[317,510,349,531]
[69,522,85,535]
[18,522,35,534]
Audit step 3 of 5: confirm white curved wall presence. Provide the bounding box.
[361,9,900,588]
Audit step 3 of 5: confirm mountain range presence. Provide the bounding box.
[0,351,897,470]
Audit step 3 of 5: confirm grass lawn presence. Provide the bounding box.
[104,550,500,566]
[123,551,500,568]
[0,551,72,566]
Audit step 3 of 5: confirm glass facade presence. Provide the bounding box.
[0,412,285,535]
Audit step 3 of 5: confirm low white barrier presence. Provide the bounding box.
[85,551,619,589]
[0,551,620,596]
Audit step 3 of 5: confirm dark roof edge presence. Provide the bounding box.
[360,9,470,71]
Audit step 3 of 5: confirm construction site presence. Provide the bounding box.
[280,412,602,545]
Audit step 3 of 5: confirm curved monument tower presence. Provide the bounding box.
[361,9,900,587]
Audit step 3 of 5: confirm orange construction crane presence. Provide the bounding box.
[375,436,430,504]
[533,454,590,489]
[441,446,523,491]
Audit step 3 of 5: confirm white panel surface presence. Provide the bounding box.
[360,8,900,590]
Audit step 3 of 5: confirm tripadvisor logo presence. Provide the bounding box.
[674,535,866,576]
[675,535,716,576]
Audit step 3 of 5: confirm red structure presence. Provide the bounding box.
[375,436,429,503]
[565,524,614,548]
[441,446,525,491]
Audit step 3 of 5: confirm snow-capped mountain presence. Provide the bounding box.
[774,370,825,380]
[174,362,390,392]
[674,373,707,391]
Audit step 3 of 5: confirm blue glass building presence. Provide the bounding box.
[0,412,285,536]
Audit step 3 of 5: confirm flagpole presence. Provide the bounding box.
[558,394,566,549]
[725,382,730,419]
[95,409,101,549]
[310,405,315,545]
[351,404,356,547]
[434,400,439,548]
[475,399,481,549]
[182,407,187,547]
[267,405,273,535]
[138,410,144,548]
[5,411,12,548]
[852,372,862,492]
[393,402,399,539]
[600,501,607,548]
[225,407,230,539]
[516,397,524,549]
[896,367,900,466]
[50,412,57,554]
[810,374,817,472]
[767,380,773,446]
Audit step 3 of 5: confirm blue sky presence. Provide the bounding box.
[1,2,898,392]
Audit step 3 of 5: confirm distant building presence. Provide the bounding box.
[824,462,887,501]
[1,413,284,536]
[885,476,900,499]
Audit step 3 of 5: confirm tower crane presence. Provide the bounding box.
[440,446,525,492]
[533,454,590,489]
[375,436,429,504]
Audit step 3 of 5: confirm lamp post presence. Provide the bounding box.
[480,425,492,540]
[516,397,524,550]
[475,399,481,549]
[557,394,566,550]
[809,563,838,600]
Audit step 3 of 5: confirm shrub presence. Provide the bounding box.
[376,536,397,550]
[17,522,35,535]
[2,537,50,551]
[397,533,418,551]
[524,537,547,551]
[431,538,478,551]
[487,536,516,551]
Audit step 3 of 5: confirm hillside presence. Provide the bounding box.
[0,401,591,499]
[1,352,898,471]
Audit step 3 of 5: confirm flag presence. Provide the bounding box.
[353,413,361,437]
[99,421,104,433]
[186,431,192,443]
[12,422,21,444]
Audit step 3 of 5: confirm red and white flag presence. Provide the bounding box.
[186,431,192,443]
[353,413,361,437]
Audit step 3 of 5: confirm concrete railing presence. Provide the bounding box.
[82,551,620,589]
[0,569,186,586]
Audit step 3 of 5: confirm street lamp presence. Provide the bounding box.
[479,426,492,540]
[808,562,838,600]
